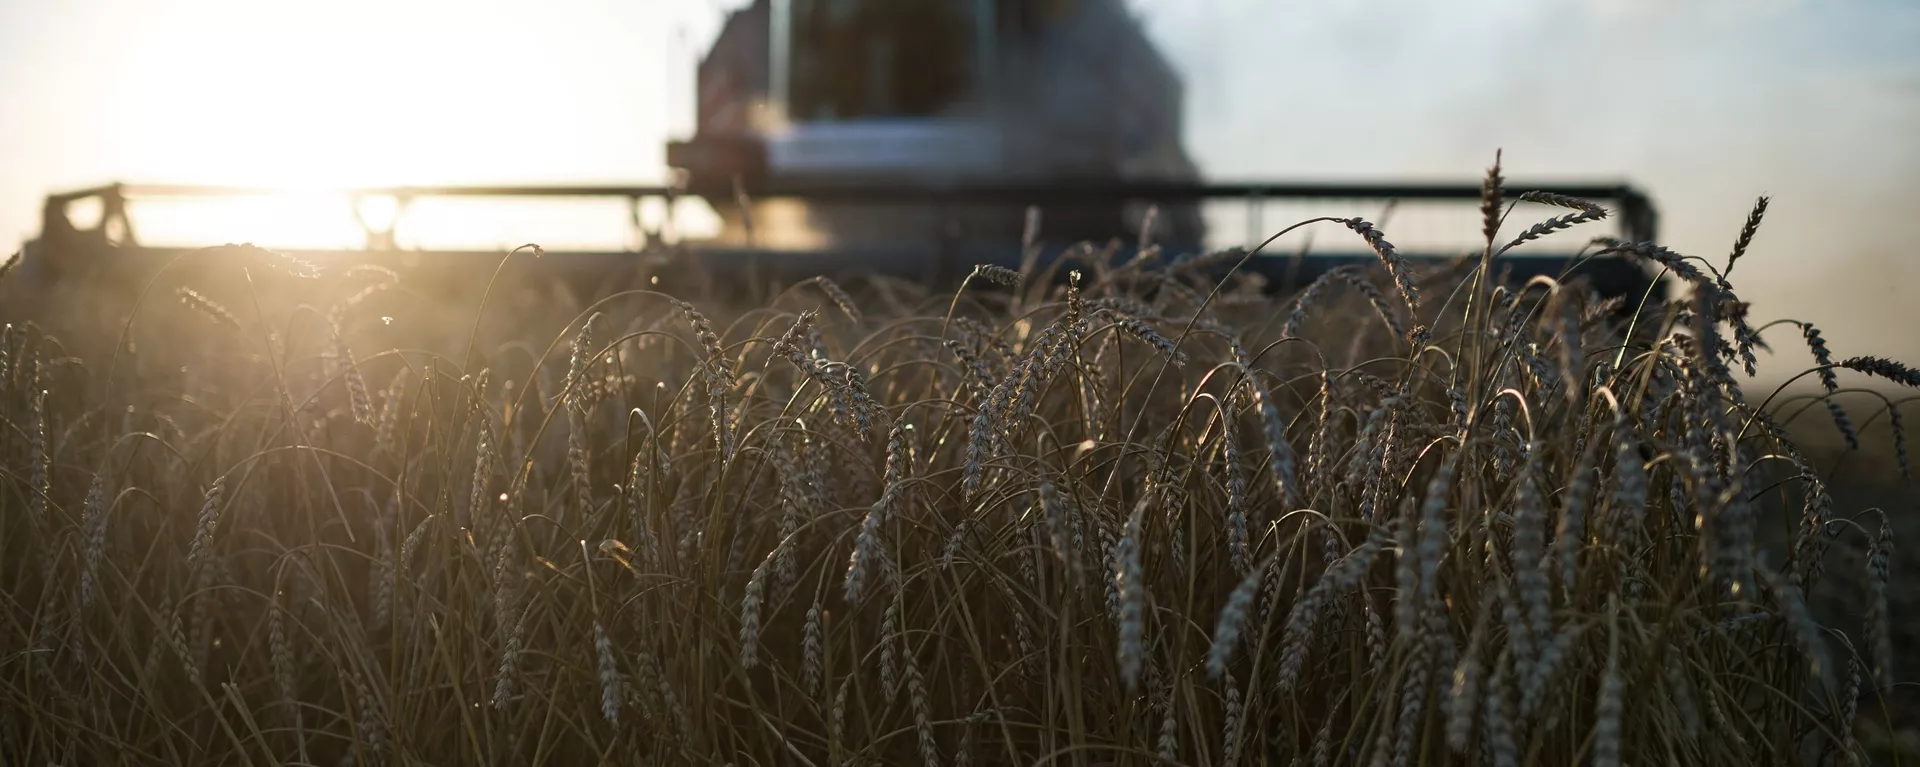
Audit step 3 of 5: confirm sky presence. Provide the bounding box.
[1,0,1917,373]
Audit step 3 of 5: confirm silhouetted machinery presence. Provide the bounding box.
[10,0,1661,310]
[666,0,1205,249]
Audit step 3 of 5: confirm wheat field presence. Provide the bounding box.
[0,160,1912,765]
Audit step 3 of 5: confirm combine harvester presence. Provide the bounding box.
[11,0,1658,311]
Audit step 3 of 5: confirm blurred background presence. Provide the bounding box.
[1,0,1916,385]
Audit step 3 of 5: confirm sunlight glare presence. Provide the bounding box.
[130,193,365,250]
[354,195,403,236]
[83,0,704,252]
[64,197,104,230]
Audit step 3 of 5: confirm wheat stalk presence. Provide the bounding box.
[77,471,111,611]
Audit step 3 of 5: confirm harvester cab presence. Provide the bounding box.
[666,0,1205,250]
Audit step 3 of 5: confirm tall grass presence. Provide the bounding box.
[0,160,1910,765]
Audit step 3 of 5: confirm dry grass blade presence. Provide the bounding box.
[1277,532,1387,692]
[676,299,736,456]
[1251,382,1299,510]
[1326,268,1411,341]
[77,471,111,610]
[1115,497,1149,691]
[906,656,941,767]
[1863,513,1894,687]
[343,263,400,285]
[1207,557,1266,679]
[1498,204,1607,256]
[1803,324,1858,449]
[1341,217,1420,317]
[184,475,227,571]
[1724,196,1769,277]
[595,620,621,725]
[1482,150,1505,246]
[811,276,863,323]
[740,548,773,668]
[971,264,1022,287]
[1097,309,1187,364]
[330,319,374,426]
[801,600,824,696]
[1839,355,1920,388]
[1220,432,1251,576]
[223,242,322,279]
[1280,266,1352,338]
[176,287,240,331]
[1593,608,1624,767]
[1447,591,1498,751]
[1597,240,1714,288]
[1515,190,1603,213]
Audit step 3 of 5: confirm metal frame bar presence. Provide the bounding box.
[49,180,1645,203]
[41,179,1660,246]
